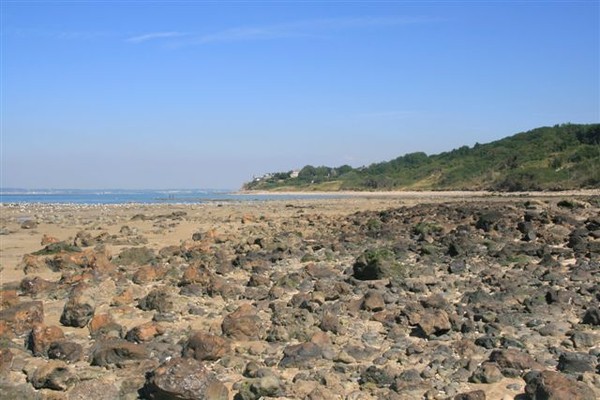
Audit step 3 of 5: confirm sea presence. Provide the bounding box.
[0,189,339,205]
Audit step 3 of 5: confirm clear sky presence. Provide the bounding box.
[2,1,599,189]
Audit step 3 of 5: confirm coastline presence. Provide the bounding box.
[236,188,600,197]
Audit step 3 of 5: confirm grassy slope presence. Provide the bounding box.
[245,123,600,191]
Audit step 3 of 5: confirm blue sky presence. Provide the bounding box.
[2,1,598,189]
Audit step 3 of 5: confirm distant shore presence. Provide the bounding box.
[236,189,600,197]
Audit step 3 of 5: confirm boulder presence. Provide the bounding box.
[143,357,228,400]
[0,301,44,336]
[90,338,148,366]
[27,324,65,356]
[183,332,230,361]
[222,304,262,340]
[524,370,596,400]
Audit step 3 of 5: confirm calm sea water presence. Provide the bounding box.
[0,189,339,205]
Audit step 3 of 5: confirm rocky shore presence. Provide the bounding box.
[1,194,599,399]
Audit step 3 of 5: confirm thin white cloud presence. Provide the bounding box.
[166,15,439,47]
[126,31,188,44]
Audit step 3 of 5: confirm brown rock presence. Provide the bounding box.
[21,254,46,274]
[183,332,230,361]
[126,321,165,343]
[28,324,65,356]
[222,304,263,340]
[490,349,539,371]
[0,289,18,309]
[20,276,57,296]
[180,264,212,286]
[87,313,123,338]
[0,348,13,374]
[41,234,60,246]
[28,360,75,391]
[111,287,134,306]
[132,265,164,284]
[524,370,596,400]
[0,301,44,336]
[143,357,229,400]
[362,290,386,312]
[417,309,451,336]
[90,338,148,366]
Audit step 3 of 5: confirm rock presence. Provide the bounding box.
[47,341,83,363]
[360,365,395,387]
[28,360,75,391]
[0,348,13,374]
[143,357,228,400]
[27,324,65,356]
[362,290,386,312]
[524,370,596,400]
[41,234,60,245]
[417,309,452,336]
[353,248,402,281]
[222,304,262,340]
[138,288,175,313]
[183,332,230,361]
[0,301,44,336]
[21,220,37,229]
[0,289,19,309]
[87,313,123,339]
[570,331,600,349]
[60,290,95,328]
[280,342,323,368]
[67,378,121,400]
[454,390,486,400]
[476,211,503,232]
[90,338,148,366]
[557,352,597,375]
[582,307,600,325]
[489,349,538,372]
[126,321,165,343]
[20,276,57,297]
[113,246,156,266]
[133,265,165,284]
[236,375,283,400]
[470,362,503,383]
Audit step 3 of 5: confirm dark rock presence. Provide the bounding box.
[0,301,44,336]
[143,357,229,400]
[353,248,402,281]
[60,291,95,328]
[90,338,148,366]
[557,352,597,375]
[476,211,503,232]
[524,370,596,400]
[183,332,230,361]
[360,365,395,387]
[138,289,174,313]
[280,342,323,368]
[582,307,600,325]
[454,390,486,400]
[47,340,83,363]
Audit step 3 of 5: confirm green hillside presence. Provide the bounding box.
[244,123,600,191]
